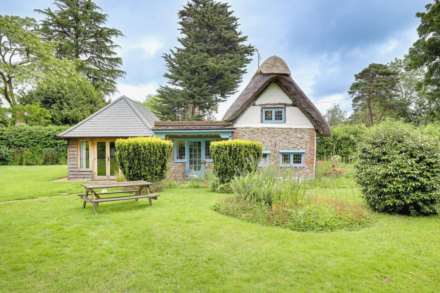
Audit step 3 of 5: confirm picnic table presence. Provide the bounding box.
[79,181,159,213]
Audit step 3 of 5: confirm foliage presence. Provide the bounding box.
[0,145,12,165]
[214,167,371,232]
[0,106,9,127]
[37,0,124,95]
[211,139,262,184]
[317,124,366,161]
[12,103,51,126]
[156,0,254,120]
[21,72,105,125]
[229,167,305,208]
[349,63,403,126]
[116,137,173,182]
[324,104,347,126]
[0,125,68,165]
[408,1,440,122]
[355,121,440,215]
[0,16,51,109]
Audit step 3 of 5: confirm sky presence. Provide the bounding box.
[1,0,427,118]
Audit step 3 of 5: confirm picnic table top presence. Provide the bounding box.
[82,180,151,189]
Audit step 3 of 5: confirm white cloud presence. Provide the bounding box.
[315,92,351,114]
[111,82,159,102]
[121,36,164,59]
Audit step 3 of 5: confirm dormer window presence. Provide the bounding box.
[262,107,285,123]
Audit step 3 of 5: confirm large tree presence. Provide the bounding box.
[408,1,440,122]
[37,0,124,95]
[0,16,52,110]
[324,104,347,127]
[21,72,105,125]
[155,0,254,120]
[349,63,401,126]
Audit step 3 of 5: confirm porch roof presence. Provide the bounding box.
[153,121,233,139]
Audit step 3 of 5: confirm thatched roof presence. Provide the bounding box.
[223,56,330,136]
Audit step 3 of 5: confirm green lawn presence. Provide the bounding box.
[1,165,440,292]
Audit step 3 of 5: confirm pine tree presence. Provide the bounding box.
[155,0,254,120]
[349,63,400,126]
[37,0,124,95]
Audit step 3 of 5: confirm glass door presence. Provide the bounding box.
[96,141,117,179]
[188,141,202,176]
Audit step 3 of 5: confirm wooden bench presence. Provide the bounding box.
[80,181,158,213]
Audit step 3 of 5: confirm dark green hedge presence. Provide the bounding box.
[116,137,173,182]
[211,139,262,184]
[356,121,440,215]
[0,125,68,165]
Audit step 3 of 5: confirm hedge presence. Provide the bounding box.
[116,137,173,182]
[317,124,366,162]
[211,139,262,184]
[0,125,68,165]
[355,121,440,215]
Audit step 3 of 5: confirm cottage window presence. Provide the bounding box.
[280,150,304,167]
[262,107,285,123]
[79,141,90,169]
[259,150,271,167]
[175,141,186,161]
[205,141,211,160]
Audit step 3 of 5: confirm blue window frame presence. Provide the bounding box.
[262,107,285,123]
[279,150,305,167]
[259,150,271,167]
[173,139,215,162]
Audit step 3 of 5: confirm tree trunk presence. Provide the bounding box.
[367,97,374,126]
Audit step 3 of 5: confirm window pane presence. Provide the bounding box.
[80,141,89,169]
[274,110,283,121]
[205,141,211,159]
[281,153,290,165]
[109,142,117,176]
[292,153,303,165]
[176,142,185,160]
[264,110,273,121]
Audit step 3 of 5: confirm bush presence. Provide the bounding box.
[211,139,262,184]
[317,124,366,162]
[0,145,12,165]
[116,137,173,182]
[0,125,68,165]
[356,121,440,215]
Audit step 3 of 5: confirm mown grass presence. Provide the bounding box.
[1,164,440,292]
[0,165,82,201]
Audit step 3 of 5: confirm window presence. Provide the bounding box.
[280,151,304,167]
[262,107,285,123]
[79,141,90,169]
[259,150,271,167]
[205,141,211,160]
[175,141,186,161]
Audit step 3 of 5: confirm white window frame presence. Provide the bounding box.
[78,140,90,170]
[259,150,271,167]
[262,107,286,123]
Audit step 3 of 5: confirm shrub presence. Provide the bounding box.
[42,148,63,165]
[116,137,173,182]
[356,121,440,215]
[317,124,366,162]
[211,139,262,184]
[22,148,44,165]
[0,145,12,165]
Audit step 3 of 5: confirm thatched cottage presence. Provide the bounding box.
[59,56,330,180]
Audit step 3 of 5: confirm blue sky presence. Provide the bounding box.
[2,0,427,117]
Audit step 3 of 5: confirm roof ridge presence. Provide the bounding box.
[124,97,153,129]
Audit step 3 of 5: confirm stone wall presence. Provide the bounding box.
[233,128,316,177]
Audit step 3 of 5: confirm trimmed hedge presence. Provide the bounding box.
[356,121,440,215]
[0,125,68,165]
[116,137,173,182]
[211,139,262,184]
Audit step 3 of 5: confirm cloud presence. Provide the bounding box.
[315,93,351,114]
[111,82,159,102]
[121,36,164,59]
